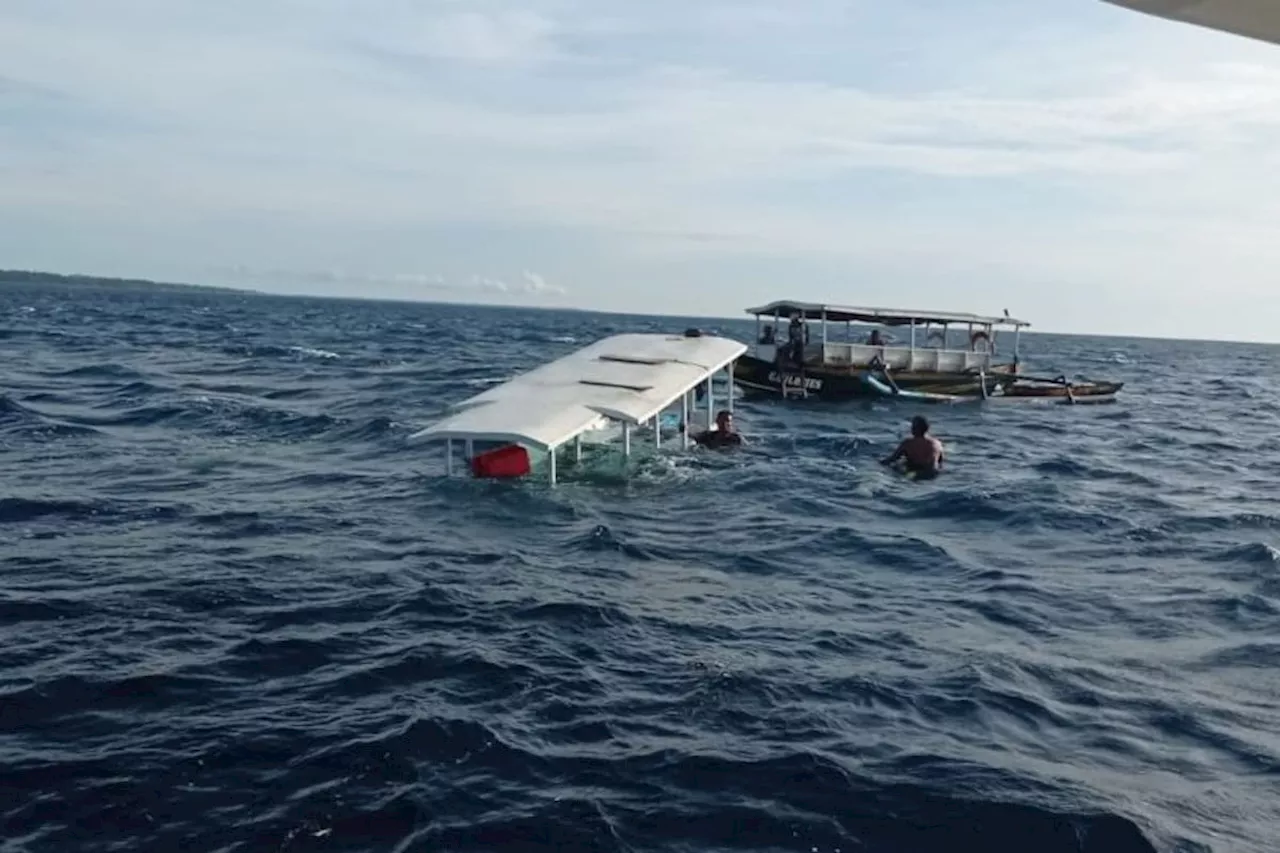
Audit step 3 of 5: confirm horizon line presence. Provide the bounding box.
[2,266,1275,348]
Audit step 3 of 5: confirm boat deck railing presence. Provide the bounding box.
[754,342,1000,372]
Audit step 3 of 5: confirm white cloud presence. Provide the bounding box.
[521,270,566,295]
[379,9,561,65]
[471,274,509,293]
[205,265,559,300]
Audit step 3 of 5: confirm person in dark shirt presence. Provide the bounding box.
[787,314,808,365]
[693,410,744,449]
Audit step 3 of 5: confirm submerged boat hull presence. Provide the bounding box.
[732,355,1011,401]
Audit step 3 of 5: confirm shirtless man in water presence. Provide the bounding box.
[693,410,744,449]
[881,415,944,477]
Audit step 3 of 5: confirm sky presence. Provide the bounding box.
[2,0,1280,342]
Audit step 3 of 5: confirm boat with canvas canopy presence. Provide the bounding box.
[410,330,746,484]
[734,299,1122,404]
[735,300,1030,401]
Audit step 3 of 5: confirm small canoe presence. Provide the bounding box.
[1002,378,1123,402]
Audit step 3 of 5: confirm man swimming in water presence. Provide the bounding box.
[881,415,943,477]
[693,410,744,449]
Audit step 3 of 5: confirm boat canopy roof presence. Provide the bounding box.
[409,333,746,451]
[745,300,1031,329]
[1104,0,1280,47]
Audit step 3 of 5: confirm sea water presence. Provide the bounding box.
[2,279,1278,852]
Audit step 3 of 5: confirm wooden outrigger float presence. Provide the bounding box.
[733,300,1123,405]
[410,331,746,485]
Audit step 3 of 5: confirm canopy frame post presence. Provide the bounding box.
[445,439,454,477]
[705,375,714,431]
[622,421,631,458]
[548,445,557,486]
[681,391,690,449]
[725,364,735,414]
[574,434,582,463]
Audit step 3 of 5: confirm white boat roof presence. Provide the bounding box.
[1104,0,1280,46]
[410,333,746,451]
[745,300,1031,328]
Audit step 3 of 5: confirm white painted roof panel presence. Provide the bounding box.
[410,333,747,450]
[745,300,1030,328]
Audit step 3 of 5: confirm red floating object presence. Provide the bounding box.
[471,444,531,478]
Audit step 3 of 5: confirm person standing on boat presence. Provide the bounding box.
[693,410,744,449]
[881,415,943,477]
[787,313,807,366]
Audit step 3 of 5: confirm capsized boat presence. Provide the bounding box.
[733,300,1032,401]
[409,330,745,485]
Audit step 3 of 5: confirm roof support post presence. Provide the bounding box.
[549,445,557,486]
[1014,327,1021,370]
[681,391,690,449]
[725,364,735,414]
[622,421,631,458]
[464,439,473,461]
[706,375,714,431]
[445,439,454,477]
[574,434,582,463]
[654,413,661,448]
[820,310,828,348]
[910,320,916,370]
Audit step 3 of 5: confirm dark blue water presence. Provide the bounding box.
[3,280,1278,853]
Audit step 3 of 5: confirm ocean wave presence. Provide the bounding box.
[0,397,102,441]
[223,343,341,360]
[1210,541,1280,566]
[44,362,147,380]
[0,496,109,523]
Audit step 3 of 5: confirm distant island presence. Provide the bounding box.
[0,268,253,295]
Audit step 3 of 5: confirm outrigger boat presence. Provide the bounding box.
[734,300,1122,404]
[410,330,746,485]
